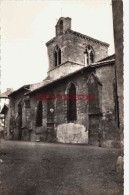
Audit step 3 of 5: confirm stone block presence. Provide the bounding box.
[57,123,88,143]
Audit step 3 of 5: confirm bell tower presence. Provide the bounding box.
[46,17,109,81]
[55,17,71,36]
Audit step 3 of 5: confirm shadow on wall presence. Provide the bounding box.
[57,123,88,144]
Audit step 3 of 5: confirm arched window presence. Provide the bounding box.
[36,101,43,127]
[54,46,61,67]
[18,102,22,116]
[84,45,94,66]
[54,50,58,67]
[67,83,77,121]
[90,51,94,63]
[59,20,63,35]
[17,102,22,128]
[17,101,22,140]
[58,48,61,65]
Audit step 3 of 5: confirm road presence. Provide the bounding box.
[0,140,123,195]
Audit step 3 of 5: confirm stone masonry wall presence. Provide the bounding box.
[48,61,84,80]
[9,89,31,140]
[95,64,120,148]
[47,32,108,77]
[65,32,108,64]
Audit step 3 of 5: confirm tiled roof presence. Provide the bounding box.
[8,81,49,97]
[98,54,115,62]
[8,85,30,97]
[26,55,115,95]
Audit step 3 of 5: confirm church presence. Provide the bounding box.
[2,17,120,148]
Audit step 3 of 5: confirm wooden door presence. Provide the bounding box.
[88,115,101,146]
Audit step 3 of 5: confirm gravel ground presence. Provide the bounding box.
[0,140,123,195]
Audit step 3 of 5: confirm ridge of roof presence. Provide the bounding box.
[46,29,109,47]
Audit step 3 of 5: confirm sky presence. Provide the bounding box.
[0,0,114,93]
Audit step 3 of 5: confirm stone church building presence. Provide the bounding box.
[4,17,120,148]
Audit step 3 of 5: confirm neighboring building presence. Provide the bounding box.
[0,115,4,138]
[0,88,13,138]
[5,17,120,148]
[0,104,9,138]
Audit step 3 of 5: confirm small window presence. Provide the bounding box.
[17,102,22,131]
[24,99,30,108]
[18,102,22,115]
[36,101,43,127]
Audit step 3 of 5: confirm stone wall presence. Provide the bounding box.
[95,64,115,112]
[96,63,120,148]
[9,89,31,140]
[65,32,108,64]
[47,61,84,80]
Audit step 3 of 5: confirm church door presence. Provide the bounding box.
[88,115,102,146]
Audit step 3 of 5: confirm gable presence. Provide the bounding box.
[87,73,102,86]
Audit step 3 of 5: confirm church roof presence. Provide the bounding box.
[46,29,109,47]
[26,56,115,96]
[8,85,30,97]
[98,54,115,62]
[8,81,49,97]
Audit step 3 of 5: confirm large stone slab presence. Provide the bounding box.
[57,123,88,143]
